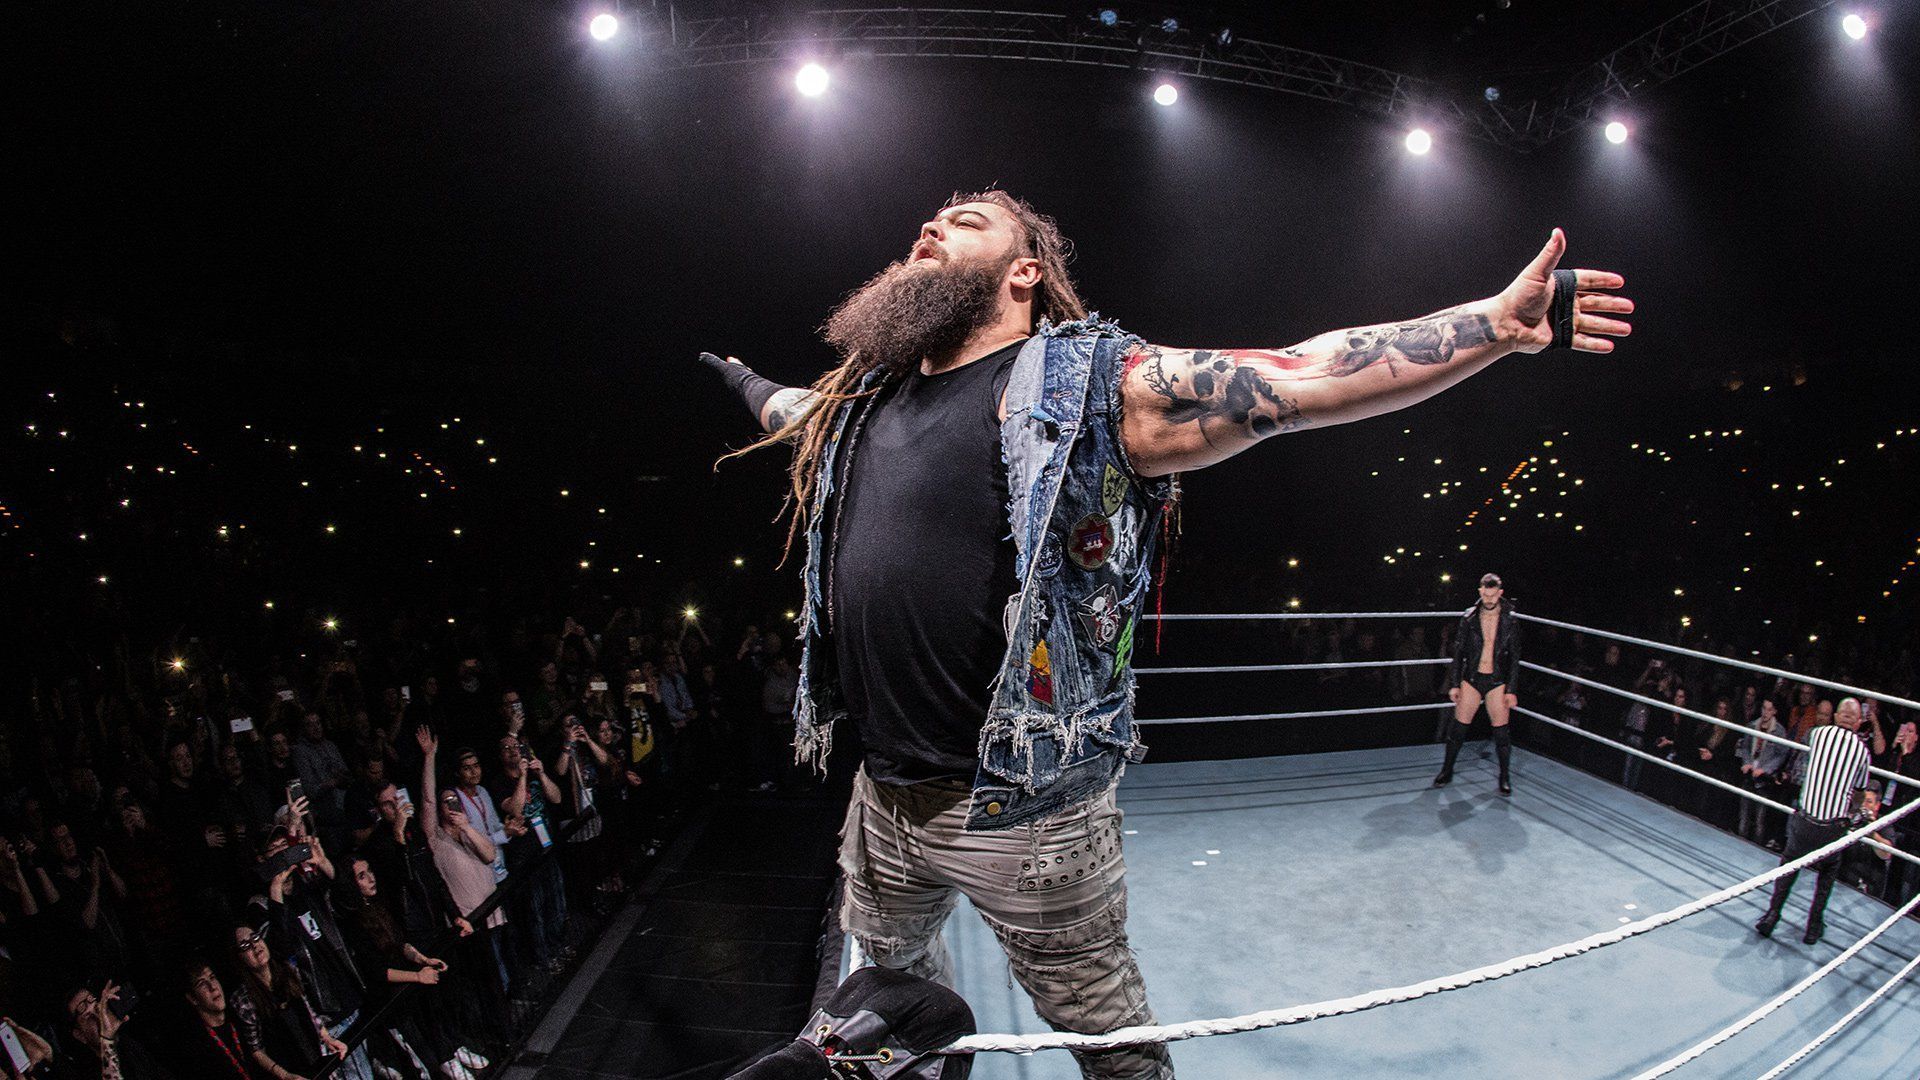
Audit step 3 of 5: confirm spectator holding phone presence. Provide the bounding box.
[64,980,176,1080]
[497,737,567,975]
[257,823,364,1079]
[417,729,511,1017]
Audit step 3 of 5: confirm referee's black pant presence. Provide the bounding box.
[1762,810,1848,929]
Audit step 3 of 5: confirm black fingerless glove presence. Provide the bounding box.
[698,352,790,421]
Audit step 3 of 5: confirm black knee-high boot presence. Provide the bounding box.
[1435,722,1467,786]
[1492,725,1513,795]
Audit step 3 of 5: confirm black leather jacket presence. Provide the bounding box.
[1449,601,1520,691]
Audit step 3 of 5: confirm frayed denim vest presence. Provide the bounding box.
[793,316,1173,830]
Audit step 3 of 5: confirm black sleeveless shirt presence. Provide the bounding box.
[830,341,1023,784]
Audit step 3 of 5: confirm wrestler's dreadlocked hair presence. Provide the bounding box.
[724,190,1090,563]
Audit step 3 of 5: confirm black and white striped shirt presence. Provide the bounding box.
[1798,724,1871,821]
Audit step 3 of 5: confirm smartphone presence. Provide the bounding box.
[256,843,313,882]
[441,791,462,814]
[286,779,304,806]
[517,742,531,763]
[0,1022,30,1073]
[230,715,255,734]
[395,787,413,815]
[626,682,643,698]
[106,983,140,1022]
[400,685,412,703]
[589,680,608,693]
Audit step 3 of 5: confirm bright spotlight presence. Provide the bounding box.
[1097,8,1119,27]
[1842,12,1868,39]
[1153,83,1178,106]
[1405,128,1432,155]
[796,63,830,97]
[1604,120,1629,144]
[588,12,619,41]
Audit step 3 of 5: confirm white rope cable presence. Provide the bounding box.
[1627,892,1920,1080]
[1515,612,1920,714]
[1138,702,1450,726]
[1752,949,1920,1080]
[942,763,1920,1055]
[1146,611,1454,621]
[1137,657,1450,675]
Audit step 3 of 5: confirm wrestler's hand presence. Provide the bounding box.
[1489,229,1633,354]
[1506,694,1517,710]
[696,351,750,374]
[1448,687,1460,703]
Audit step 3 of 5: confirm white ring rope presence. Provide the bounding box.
[943,768,1920,1055]
[1138,702,1450,726]
[1514,611,1920,714]
[1753,949,1920,1080]
[1137,657,1451,675]
[1628,892,1920,1080]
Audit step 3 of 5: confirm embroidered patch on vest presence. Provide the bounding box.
[1076,583,1124,650]
[1100,463,1128,516]
[1036,532,1063,579]
[1067,514,1113,570]
[1026,640,1053,705]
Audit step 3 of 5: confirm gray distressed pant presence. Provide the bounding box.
[838,768,1174,1079]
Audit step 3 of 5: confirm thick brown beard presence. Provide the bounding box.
[821,252,1013,376]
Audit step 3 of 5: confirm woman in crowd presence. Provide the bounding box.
[227,923,351,1080]
[334,857,483,1080]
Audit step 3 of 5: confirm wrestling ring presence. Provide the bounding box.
[828,611,1920,1078]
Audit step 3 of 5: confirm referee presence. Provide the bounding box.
[1755,697,1873,946]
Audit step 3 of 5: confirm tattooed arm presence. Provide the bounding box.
[1120,229,1632,476]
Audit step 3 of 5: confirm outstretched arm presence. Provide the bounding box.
[1120,230,1632,476]
[695,353,820,435]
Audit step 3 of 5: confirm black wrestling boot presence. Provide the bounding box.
[1492,725,1513,796]
[1754,914,1777,938]
[1802,918,1825,946]
[1434,723,1466,787]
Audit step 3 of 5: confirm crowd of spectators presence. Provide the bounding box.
[1527,629,1920,908]
[0,601,814,1079]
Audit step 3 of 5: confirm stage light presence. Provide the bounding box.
[1842,12,1868,39]
[1215,26,1232,46]
[324,618,339,631]
[683,606,699,619]
[796,63,830,97]
[1153,83,1178,106]
[170,658,187,672]
[1097,8,1119,27]
[1160,17,1179,32]
[1604,120,1629,144]
[588,12,619,41]
[1405,128,1432,155]
[1484,86,1501,103]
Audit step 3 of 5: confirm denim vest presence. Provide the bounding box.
[793,316,1173,830]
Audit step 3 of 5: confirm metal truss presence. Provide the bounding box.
[1517,0,1839,148]
[634,3,1839,152]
